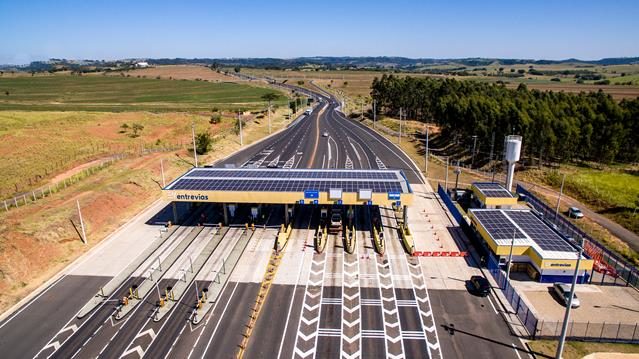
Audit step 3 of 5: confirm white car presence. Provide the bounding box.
[553,283,580,308]
[568,207,584,219]
[322,131,329,137]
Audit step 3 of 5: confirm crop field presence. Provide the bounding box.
[0,75,287,112]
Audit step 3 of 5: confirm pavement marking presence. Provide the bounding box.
[0,274,66,330]
[276,233,309,359]
[487,294,499,315]
[307,104,327,168]
[200,281,241,358]
[512,343,523,359]
[121,346,144,358]
[187,281,238,359]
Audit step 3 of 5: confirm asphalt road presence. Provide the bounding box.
[0,82,522,359]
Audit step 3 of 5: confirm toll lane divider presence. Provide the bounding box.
[192,227,260,324]
[344,224,357,254]
[399,223,415,256]
[372,226,385,255]
[315,225,328,254]
[154,227,230,321]
[115,226,205,320]
[76,225,181,319]
[276,223,293,252]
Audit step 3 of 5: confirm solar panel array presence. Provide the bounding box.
[166,168,409,193]
[471,210,527,242]
[474,182,515,198]
[188,169,397,180]
[471,209,575,253]
[506,211,574,252]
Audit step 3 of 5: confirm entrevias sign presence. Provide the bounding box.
[176,194,209,201]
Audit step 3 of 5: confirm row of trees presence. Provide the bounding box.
[370,75,639,163]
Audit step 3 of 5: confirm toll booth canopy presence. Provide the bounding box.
[163,168,412,206]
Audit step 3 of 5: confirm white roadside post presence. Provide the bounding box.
[160,159,166,187]
[191,123,198,167]
[425,124,429,175]
[444,156,449,191]
[76,200,87,244]
[556,237,584,359]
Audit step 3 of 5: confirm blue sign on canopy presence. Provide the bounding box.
[388,192,401,200]
[304,190,319,199]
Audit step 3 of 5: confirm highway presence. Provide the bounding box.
[0,82,526,359]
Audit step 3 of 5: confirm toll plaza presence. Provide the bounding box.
[162,167,414,253]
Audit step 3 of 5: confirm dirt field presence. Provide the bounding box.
[0,105,292,312]
[105,65,237,82]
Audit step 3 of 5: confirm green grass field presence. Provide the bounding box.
[0,75,287,112]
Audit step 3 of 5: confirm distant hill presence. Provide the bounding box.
[3,56,638,72]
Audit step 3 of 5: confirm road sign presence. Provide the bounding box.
[337,200,343,205]
[299,200,305,205]
[388,192,401,200]
[396,201,401,207]
[367,200,373,206]
[304,190,319,199]
[313,200,318,205]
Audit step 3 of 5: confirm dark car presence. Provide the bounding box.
[469,275,491,296]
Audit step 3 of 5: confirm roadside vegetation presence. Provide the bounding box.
[528,339,639,359]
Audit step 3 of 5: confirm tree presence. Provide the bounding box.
[234,66,241,73]
[195,131,213,155]
[130,123,144,137]
[297,80,305,85]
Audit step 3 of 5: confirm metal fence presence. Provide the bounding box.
[516,184,639,288]
[2,143,183,213]
[488,265,539,337]
[536,320,639,343]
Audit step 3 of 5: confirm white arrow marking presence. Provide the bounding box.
[120,345,145,358]
[300,316,319,326]
[58,324,79,335]
[43,341,61,352]
[135,328,156,340]
[303,303,320,312]
[294,346,315,358]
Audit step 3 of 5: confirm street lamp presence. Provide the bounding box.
[556,237,585,359]
[453,163,462,191]
[471,135,478,169]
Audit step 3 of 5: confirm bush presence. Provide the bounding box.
[210,114,222,124]
[594,79,611,85]
[550,77,561,82]
[195,131,213,154]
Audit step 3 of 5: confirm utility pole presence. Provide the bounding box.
[267,100,272,134]
[424,124,429,175]
[471,135,478,169]
[445,156,449,191]
[399,108,403,144]
[556,237,584,359]
[505,228,516,288]
[160,159,166,187]
[373,100,377,129]
[238,111,244,146]
[76,200,87,244]
[555,173,566,220]
[489,131,495,179]
[191,123,198,167]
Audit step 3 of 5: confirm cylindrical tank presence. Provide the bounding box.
[505,135,522,163]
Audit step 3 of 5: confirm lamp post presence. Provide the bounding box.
[425,124,429,175]
[471,135,478,169]
[504,228,516,289]
[555,173,566,220]
[454,163,462,191]
[556,237,584,359]
[191,122,198,167]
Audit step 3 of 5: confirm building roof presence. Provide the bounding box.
[469,208,581,259]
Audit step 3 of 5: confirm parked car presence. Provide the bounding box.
[322,131,329,137]
[567,207,584,219]
[553,283,580,308]
[468,275,491,296]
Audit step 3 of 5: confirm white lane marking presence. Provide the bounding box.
[0,275,66,330]
[486,294,498,314]
[512,343,523,359]
[186,281,238,359]
[199,281,241,358]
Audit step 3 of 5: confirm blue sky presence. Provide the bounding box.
[1,0,637,64]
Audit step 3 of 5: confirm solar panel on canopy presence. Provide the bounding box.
[474,182,515,198]
[471,210,526,241]
[165,168,410,194]
[506,211,574,252]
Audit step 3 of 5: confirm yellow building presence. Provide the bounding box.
[468,208,593,283]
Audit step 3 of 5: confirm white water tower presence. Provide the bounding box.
[505,135,522,192]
